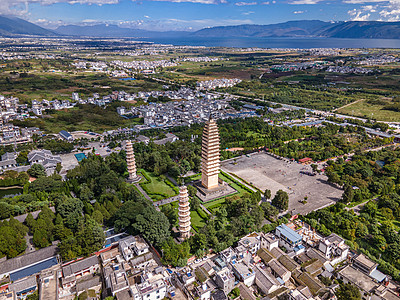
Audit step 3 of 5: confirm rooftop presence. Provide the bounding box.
[0,245,58,278]
[278,255,299,272]
[276,224,302,244]
[62,256,99,278]
[339,265,378,293]
[353,253,378,271]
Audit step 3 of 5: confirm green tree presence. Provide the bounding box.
[335,283,361,300]
[271,190,289,211]
[16,152,28,165]
[27,164,46,178]
[261,202,279,219]
[264,189,271,200]
[187,185,197,197]
[342,185,354,203]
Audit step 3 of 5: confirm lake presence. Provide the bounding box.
[0,187,23,198]
[136,36,400,49]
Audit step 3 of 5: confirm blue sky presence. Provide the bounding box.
[2,0,400,30]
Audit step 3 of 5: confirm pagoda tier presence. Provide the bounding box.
[178,186,191,239]
[201,119,220,189]
[125,140,138,181]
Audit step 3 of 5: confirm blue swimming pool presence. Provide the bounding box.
[74,153,87,162]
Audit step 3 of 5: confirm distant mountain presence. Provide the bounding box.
[55,24,190,38]
[0,15,56,37]
[193,20,334,38]
[193,20,400,39]
[319,21,400,39]
[2,17,400,39]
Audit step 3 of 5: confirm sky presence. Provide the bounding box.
[2,0,400,31]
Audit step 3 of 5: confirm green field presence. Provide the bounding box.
[337,99,400,122]
[12,103,143,133]
[190,210,207,232]
[139,169,179,201]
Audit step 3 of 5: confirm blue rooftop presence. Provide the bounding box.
[276,224,302,243]
[10,257,58,282]
[59,130,72,138]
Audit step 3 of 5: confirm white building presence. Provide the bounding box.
[318,233,349,265]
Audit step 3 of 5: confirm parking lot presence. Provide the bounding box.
[221,152,342,215]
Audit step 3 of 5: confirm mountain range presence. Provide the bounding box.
[2,15,400,39]
[0,15,56,37]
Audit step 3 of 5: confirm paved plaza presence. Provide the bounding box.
[221,152,342,215]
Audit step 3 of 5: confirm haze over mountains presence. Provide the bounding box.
[2,15,400,39]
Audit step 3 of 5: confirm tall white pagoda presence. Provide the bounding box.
[178,186,191,239]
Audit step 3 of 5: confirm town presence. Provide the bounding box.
[0,37,400,300]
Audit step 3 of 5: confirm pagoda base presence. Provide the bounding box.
[127,175,142,184]
[194,179,237,202]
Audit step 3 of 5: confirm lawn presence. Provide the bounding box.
[190,210,207,232]
[338,99,400,122]
[139,169,179,201]
[204,197,226,213]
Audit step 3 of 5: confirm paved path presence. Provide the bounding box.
[200,203,212,215]
[135,184,152,202]
[153,195,180,208]
[25,234,35,254]
[333,98,364,112]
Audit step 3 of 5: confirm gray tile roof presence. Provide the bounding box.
[62,256,99,277]
[0,245,58,276]
[9,275,37,293]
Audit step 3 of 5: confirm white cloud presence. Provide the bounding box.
[261,1,270,4]
[0,0,119,15]
[235,1,257,5]
[242,10,255,14]
[293,10,305,13]
[288,0,322,4]
[135,0,223,3]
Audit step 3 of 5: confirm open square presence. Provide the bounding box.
[221,152,342,215]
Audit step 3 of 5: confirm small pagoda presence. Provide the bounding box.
[125,140,140,183]
[178,186,191,240]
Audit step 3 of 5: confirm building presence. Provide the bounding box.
[231,261,255,287]
[118,235,150,262]
[0,152,17,171]
[0,245,59,282]
[201,118,220,190]
[125,140,140,183]
[59,256,100,298]
[268,259,291,283]
[260,233,279,251]
[214,268,235,294]
[27,149,62,173]
[8,276,37,299]
[338,265,378,296]
[275,224,303,251]
[352,253,387,283]
[254,265,280,295]
[59,130,73,142]
[178,186,191,240]
[318,233,349,265]
[62,256,99,281]
[238,232,262,255]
